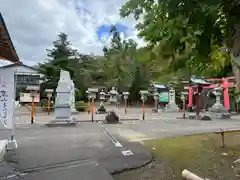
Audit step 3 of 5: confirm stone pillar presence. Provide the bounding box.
[208,87,231,119]
[164,88,179,112]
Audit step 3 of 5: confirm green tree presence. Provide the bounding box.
[102,26,139,90]
[38,33,76,89]
[39,32,109,99]
[120,0,239,84]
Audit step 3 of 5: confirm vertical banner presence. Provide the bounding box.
[0,68,15,129]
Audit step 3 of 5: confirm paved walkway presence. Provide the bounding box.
[1,107,239,179]
[0,123,151,180]
[101,118,240,142]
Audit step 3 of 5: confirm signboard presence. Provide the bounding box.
[159,92,169,102]
[20,93,40,103]
[0,69,15,129]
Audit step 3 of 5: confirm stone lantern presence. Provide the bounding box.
[208,86,231,119]
[86,90,91,114]
[123,92,129,114]
[99,89,106,103]
[153,90,159,113]
[181,91,188,118]
[26,85,40,124]
[140,90,149,120]
[109,87,118,103]
[88,88,98,122]
[45,89,54,115]
[97,89,107,114]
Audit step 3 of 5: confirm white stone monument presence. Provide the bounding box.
[47,70,76,126]
[164,88,179,112]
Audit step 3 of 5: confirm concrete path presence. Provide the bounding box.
[1,108,239,179]
[0,123,151,180]
[101,117,240,142]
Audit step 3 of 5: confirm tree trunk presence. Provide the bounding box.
[230,23,240,111]
[231,54,240,90]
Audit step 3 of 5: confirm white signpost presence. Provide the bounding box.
[0,68,18,150]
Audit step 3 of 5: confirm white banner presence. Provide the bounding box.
[20,93,40,103]
[0,68,15,129]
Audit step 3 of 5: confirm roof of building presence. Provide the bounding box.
[0,13,20,62]
[190,76,212,85]
[0,62,38,71]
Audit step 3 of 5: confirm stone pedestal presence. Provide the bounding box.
[47,70,76,126]
[164,88,179,112]
[6,140,18,150]
[207,89,231,119]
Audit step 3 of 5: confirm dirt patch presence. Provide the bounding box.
[113,131,240,180]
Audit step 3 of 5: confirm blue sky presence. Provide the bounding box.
[96,23,128,42]
[0,0,145,66]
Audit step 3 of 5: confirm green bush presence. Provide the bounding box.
[40,99,48,107]
[75,101,88,112]
[40,99,54,112]
[75,88,82,101]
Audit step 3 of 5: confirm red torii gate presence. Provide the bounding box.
[188,77,235,111]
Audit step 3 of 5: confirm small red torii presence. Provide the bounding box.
[188,77,235,111]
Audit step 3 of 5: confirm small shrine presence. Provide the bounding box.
[188,76,212,119]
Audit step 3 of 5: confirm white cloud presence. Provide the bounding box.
[0,0,143,66]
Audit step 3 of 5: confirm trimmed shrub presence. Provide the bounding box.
[75,101,88,112]
[40,99,53,112]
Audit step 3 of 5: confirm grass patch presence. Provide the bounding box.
[114,131,240,180]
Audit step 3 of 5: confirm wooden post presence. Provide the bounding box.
[183,98,186,118]
[220,129,225,148]
[87,99,90,114]
[47,97,51,115]
[31,96,35,124]
[124,99,127,115]
[196,92,200,119]
[91,98,94,122]
[142,101,145,120]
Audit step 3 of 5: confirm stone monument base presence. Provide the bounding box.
[7,140,18,150]
[164,103,179,112]
[71,109,79,115]
[46,117,77,127]
[207,104,231,119]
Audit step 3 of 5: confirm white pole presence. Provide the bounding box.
[182,169,204,180]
